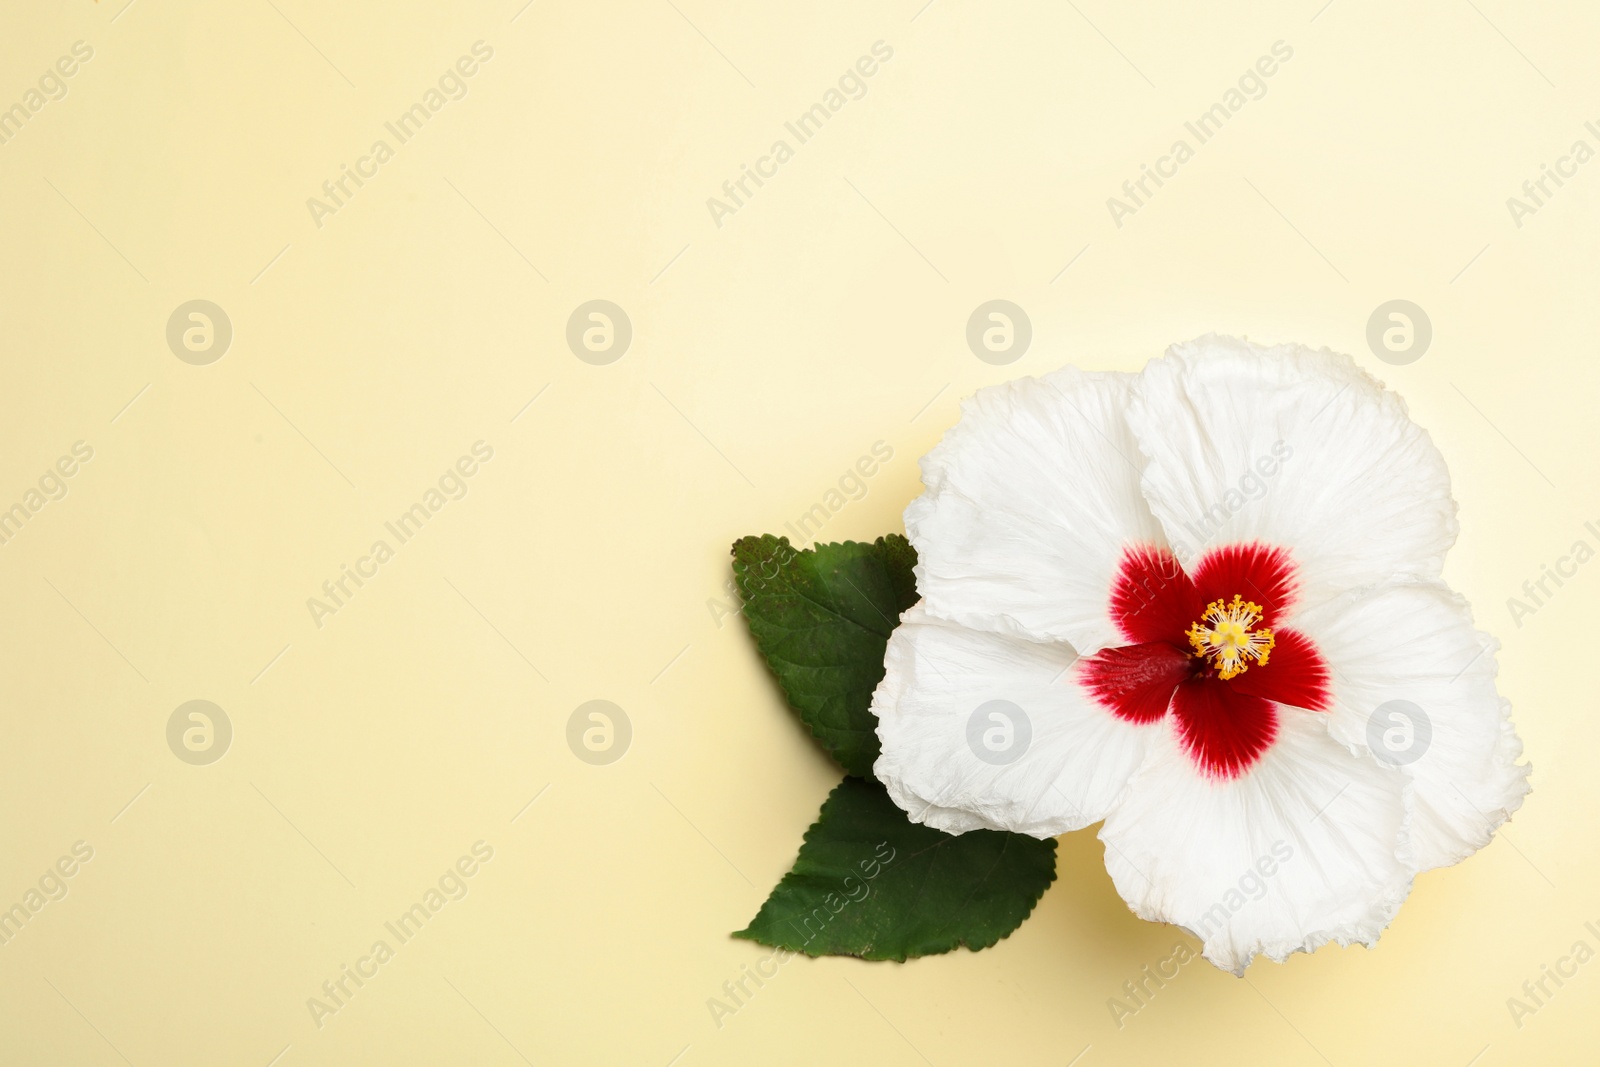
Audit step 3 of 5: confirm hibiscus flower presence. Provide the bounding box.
[871,334,1530,973]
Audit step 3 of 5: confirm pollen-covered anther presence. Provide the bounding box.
[1186,594,1276,680]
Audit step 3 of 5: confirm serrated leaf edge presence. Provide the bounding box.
[732,778,1059,961]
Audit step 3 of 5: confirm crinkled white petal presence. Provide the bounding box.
[872,603,1153,837]
[1099,711,1413,974]
[1292,580,1531,874]
[905,368,1166,654]
[1125,335,1457,616]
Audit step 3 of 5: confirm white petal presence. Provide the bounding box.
[1125,335,1457,614]
[872,603,1153,837]
[906,368,1166,654]
[1099,711,1412,974]
[1292,581,1531,874]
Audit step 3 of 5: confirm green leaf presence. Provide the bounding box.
[734,777,1057,960]
[731,535,918,778]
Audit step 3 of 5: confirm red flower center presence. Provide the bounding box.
[1076,543,1332,778]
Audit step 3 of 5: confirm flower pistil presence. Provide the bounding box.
[1186,594,1275,680]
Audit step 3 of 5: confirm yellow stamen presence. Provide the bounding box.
[1186,594,1275,680]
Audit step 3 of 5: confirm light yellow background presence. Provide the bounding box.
[0,0,1594,1064]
